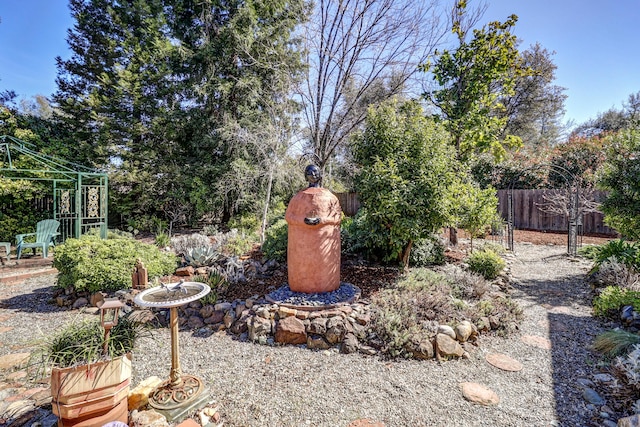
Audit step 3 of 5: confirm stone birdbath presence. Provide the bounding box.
[133,281,211,421]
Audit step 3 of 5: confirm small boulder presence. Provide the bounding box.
[435,333,464,358]
[437,324,456,339]
[460,382,499,406]
[275,316,307,344]
[341,333,359,354]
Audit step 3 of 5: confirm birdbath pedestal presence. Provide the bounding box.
[134,281,211,422]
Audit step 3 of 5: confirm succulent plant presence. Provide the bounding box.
[184,246,220,267]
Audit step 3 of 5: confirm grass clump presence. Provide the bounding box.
[54,234,177,293]
[466,248,505,280]
[30,313,148,373]
[593,330,640,359]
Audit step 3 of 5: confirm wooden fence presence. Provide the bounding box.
[335,189,619,236]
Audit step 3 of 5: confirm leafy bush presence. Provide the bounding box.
[222,230,258,257]
[435,264,490,299]
[583,239,640,273]
[466,248,505,280]
[262,218,288,262]
[593,286,640,318]
[409,235,446,267]
[54,235,177,293]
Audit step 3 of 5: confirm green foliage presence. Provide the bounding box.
[466,248,505,280]
[352,99,455,266]
[222,231,259,257]
[154,230,170,247]
[192,272,228,305]
[409,235,446,267]
[593,330,640,359]
[584,239,640,273]
[598,129,640,239]
[228,214,260,234]
[54,235,177,293]
[447,179,498,250]
[422,3,525,161]
[261,218,288,262]
[593,286,640,318]
[30,313,148,370]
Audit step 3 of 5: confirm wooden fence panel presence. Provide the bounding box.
[336,190,618,236]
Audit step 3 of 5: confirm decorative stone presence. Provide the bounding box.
[520,335,552,350]
[248,316,272,342]
[341,333,359,354]
[187,316,204,329]
[175,266,195,277]
[214,302,232,311]
[325,320,347,344]
[200,305,215,318]
[285,184,342,293]
[130,409,170,427]
[223,310,236,328]
[0,353,30,370]
[410,339,434,360]
[128,376,164,411]
[204,310,225,325]
[437,324,456,339]
[308,317,328,334]
[485,353,523,372]
[307,335,331,350]
[72,297,89,309]
[455,320,475,342]
[90,291,106,307]
[435,334,464,358]
[460,382,500,406]
[277,306,297,318]
[582,387,605,405]
[618,414,640,427]
[275,316,307,344]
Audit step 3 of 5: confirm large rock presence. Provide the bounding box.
[308,317,328,334]
[437,324,456,339]
[128,376,163,411]
[307,335,331,350]
[435,333,464,358]
[275,316,307,344]
[410,339,434,360]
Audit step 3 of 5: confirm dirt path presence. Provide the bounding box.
[0,241,614,426]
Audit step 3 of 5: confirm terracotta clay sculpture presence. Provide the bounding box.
[285,165,342,293]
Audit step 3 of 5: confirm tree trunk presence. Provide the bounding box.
[260,168,274,245]
[401,240,413,271]
[449,227,458,246]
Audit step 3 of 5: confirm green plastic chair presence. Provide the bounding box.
[16,219,61,259]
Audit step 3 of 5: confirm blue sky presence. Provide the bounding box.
[0,0,638,127]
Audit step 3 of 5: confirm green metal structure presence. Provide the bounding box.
[0,135,108,241]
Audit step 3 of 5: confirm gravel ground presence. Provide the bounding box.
[0,241,609,427]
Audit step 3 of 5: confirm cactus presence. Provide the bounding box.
[184,246,220,267]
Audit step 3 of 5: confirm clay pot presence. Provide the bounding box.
[285,187,342,293]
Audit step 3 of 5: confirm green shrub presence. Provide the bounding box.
[54,235,177,293]
[155,230,170,247]
[593,286,640,318]
[366,267,522,358]
[262,218,287,262]
[192,271,228,305]
[409,235,446,267]
[584,239,640,273]
[222,231,258,257]
[228,214,260,234]
[466,249,505,280]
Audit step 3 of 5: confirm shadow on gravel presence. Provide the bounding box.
[509,262,608,427]
[0,284,68,314]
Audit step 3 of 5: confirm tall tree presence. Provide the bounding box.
[501,43,567,146]
[422,0,526,162]
[299,0,447,171]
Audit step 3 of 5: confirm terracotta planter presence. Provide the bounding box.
[51,354,131,427]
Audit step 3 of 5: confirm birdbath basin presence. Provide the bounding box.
[134,281,210,419]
